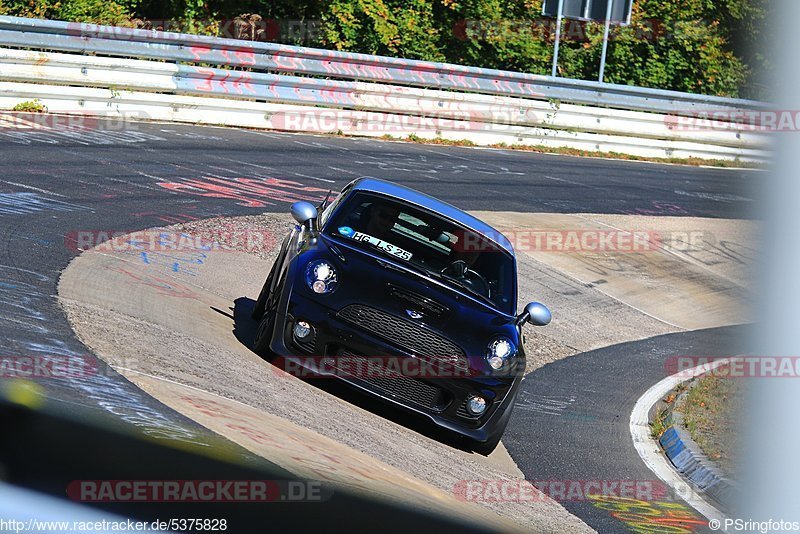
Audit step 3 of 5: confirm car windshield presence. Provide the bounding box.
[324,192,515,313]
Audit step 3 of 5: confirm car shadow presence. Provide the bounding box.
[231,297,475,454]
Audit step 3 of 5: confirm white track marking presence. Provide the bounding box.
[290,172,336,184]
[0,180,66,197]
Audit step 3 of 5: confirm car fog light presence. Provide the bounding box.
[312,280,327,293]
[488,355,504,369]
[293,321,312,340]
[467,395,487,415]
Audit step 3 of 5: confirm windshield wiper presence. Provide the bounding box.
[439,273,496,307]
[376,257,497,308]
[377,258,442,283]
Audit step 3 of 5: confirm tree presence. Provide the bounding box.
[319,0,444,60]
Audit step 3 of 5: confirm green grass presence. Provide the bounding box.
[675,375,744,477]
[650,406,670,439]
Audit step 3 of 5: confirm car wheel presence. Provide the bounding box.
[252,305,276,356]
[251,261,278,320]
[472,433,502,456]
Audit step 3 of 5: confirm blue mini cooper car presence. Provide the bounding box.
[251,177,551,453]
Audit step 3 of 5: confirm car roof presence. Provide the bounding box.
[349,177,514,255]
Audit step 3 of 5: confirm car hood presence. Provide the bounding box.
[299,235,521,367]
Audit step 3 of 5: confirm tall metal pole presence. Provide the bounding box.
[550,0,565,77]
[598,0,614,82]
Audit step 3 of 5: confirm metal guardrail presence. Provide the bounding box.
[0,47,768,148]
[0,15,771,163]
[0,15,766,115]
[0,82,765,162]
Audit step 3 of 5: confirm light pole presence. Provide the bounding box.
[598,0,614,82]
[550,0,565,77]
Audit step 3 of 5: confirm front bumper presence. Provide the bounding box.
[268,289,522,444]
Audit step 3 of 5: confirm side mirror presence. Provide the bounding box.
[291,201,318,226]
[517,302,551,327]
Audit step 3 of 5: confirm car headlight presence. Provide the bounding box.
[486,337,516,370]
[305,260,338,294]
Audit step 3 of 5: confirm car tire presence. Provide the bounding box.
[472,433,502,456]
[252,306,276,356]
[251,265,277,320]
[252,262,280,355]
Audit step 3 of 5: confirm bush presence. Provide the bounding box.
[320,0,445,60]
[433,0,767,99]
[12,99,47,112]
[0,0,138,25]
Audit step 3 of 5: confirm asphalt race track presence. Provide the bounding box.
[504,325,750,533]
[0,119,759,531]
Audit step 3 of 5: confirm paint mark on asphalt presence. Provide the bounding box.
[515,391,577,416]
[0,192,89,216]
[589,494,708,533]
[674,190,753,203]
[155,176,330,208]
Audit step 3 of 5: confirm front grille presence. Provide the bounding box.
[335,351,449,411]
[387,284,448,318]
[337,304,468,370]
